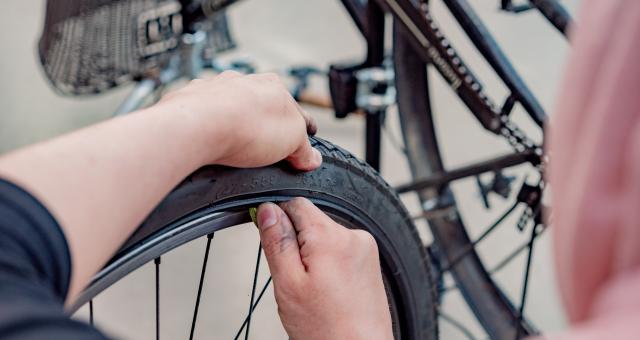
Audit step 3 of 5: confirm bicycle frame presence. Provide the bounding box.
[348,0,569,129]
[337,0,571,190]
[127,0,569,164]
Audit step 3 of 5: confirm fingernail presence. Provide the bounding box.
[313,148,322,164]
[257,204,278,229]
[307,122,318,136]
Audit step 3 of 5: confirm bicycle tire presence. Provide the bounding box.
[393,20,535,339]
[73,137,439,339]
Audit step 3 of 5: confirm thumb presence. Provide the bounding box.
[256,203,306,281]
[286,139,322,171]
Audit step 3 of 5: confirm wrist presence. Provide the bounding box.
[144,101,229,167]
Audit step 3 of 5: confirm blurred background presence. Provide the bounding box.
[0,0,580,338]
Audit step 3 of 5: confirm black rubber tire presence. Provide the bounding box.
[393,18,533,339]
[98,137,438,339]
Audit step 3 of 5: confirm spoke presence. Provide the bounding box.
[245,242,263,340]
[233,277,272,340]
[382,122,408,156]
[155,257,161,340]
[515,208,542,339]
[441,202,519,273]
[89,300,94,326]
[489,223,546,275]
[189,234,214,340]
[489,241,528,274]
[440,311,478,340]
[442,224,539,293]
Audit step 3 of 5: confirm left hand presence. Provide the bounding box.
[155,71,322,170]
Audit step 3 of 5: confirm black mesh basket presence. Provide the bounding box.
[39,0,184,95]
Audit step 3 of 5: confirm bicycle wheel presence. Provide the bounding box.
[393,19,540,339]
[71,137,438,339]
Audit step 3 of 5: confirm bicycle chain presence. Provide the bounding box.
[417,2,543,157]
[499,115,542,156]
[417,1,548,222]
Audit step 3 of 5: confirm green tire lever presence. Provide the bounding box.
[249,207,259,227]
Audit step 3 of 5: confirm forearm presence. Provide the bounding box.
[0,106,221,301]
[0,72,319,306]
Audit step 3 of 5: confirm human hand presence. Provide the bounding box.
[155,71,321,170]
[256,198,393,340]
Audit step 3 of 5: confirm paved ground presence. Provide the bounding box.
[0,0,580,338]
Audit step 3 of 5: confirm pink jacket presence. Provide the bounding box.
[549,0,640,338]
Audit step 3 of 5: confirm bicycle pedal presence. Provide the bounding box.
[355,66,396,112]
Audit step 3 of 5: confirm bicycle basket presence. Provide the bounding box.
[39,0,183,95]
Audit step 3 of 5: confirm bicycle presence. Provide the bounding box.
[37,0,572,338]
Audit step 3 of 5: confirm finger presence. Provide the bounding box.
[257,203,306,279]
[279,197,334,234]
[286,138,322,171]
[294,101,318,136]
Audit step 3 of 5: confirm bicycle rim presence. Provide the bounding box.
[71,137,438,339]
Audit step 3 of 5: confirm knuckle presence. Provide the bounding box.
[299,226,323,248]
[262,232,296,257]
[290,196,310,208]
[281,197,307,215]
[353,229,378,252]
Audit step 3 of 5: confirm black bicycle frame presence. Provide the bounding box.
[342,0,571,133]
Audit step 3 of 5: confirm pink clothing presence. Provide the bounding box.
[549,0,640,337]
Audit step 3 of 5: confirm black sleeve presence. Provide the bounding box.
[0,179,109,339]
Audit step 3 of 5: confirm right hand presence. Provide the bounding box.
[256,198,394,340]
[155,71,321,170]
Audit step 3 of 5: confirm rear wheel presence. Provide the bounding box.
[72,137,439,339]
[393,18,541,339]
